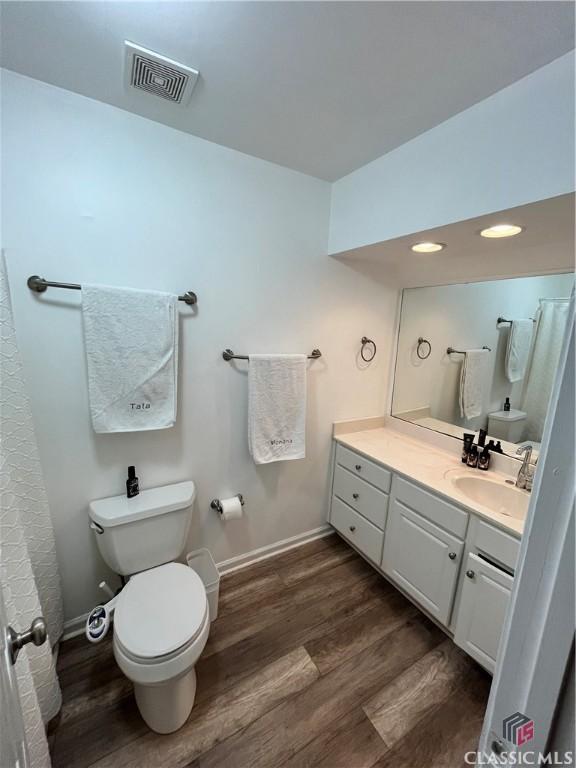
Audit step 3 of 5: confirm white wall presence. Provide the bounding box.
[393,274,574,432]
[1,70,398,622]
[329,51,575,255]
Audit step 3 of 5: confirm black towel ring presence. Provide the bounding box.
[417,337,432,360]
[361,336,377,362]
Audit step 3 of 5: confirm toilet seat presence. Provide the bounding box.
[113,610,210,687]
[114,562,208,661]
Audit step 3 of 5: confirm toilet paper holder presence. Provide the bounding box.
[211,494,245,514]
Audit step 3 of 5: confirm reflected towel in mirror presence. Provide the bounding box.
[459,349,490,420]
[505,319,533,383]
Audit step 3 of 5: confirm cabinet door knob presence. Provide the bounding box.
[355,464,362,471]
[352,493,359,500]
[349,525,356,532]
[448,552,457,560]
[466,570,475,579]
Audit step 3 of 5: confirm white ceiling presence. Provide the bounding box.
[1,1,574,180]
[336,193,576,288]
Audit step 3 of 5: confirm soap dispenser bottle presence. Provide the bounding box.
[478,447,491,471]
[478,429,487,448]
[462,433,475,463]
[466,444,478,468]
[126,466,139,498]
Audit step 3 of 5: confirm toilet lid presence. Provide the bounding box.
[114,563,208,659]
[488,409,526,422]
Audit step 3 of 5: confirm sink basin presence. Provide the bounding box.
[444,469,529,520]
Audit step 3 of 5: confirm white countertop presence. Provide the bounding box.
[335,427,526,537]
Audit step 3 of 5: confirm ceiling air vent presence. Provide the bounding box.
[124,41,199,105]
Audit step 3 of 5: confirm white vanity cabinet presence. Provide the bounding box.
[330,445,391,564]
[329,439,521,673]
[452,518,519,673]
[381,476,468,626]
[382,498,464,625]
[453,553,513,673]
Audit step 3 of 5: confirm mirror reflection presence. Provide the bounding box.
[392,273,574,459]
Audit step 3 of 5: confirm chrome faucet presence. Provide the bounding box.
[515,445,534,490]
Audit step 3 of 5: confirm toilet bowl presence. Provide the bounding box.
[112,562,209,734]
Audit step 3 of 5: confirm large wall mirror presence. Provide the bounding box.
[391,273,573,460]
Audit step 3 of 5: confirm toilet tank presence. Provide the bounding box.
[89,481,196,576]
[487,409,527,444]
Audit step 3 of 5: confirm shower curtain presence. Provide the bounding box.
[522,298,571,442]
[0,254,63,768]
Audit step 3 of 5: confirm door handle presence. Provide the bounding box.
[7,617,47,665]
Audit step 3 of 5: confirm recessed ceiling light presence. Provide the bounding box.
[411,242,445,253]
[480,224,523,239]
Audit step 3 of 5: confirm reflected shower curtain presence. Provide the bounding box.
[522,298,570,441]
[0,254,63,767]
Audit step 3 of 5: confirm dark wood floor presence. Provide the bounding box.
[51,534,491,768]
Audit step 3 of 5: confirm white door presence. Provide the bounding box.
[479,299,575,760]
[454,552,513,674]
[382,499,463,625]
[0,588,29,768]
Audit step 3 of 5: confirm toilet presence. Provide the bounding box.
[89,481,209,734]
[487,408,527,444]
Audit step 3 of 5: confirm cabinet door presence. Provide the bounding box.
[454,552,513,673]
[382,499,463,626]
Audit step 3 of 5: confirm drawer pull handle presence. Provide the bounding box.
[352,493,359,500]
[349,525,356,532]
[355,464,362,471]
[466,570,475,579]
[448,552,457,560]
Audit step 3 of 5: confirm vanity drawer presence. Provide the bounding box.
[472,519,520,573]
[331,496,384,565]
[333,465,389,530]
[336,444,392,494]
[392,476,468,539]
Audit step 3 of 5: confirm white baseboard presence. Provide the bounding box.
[60,526,334,641]
[216,525,334,575]
[62,612,89,642]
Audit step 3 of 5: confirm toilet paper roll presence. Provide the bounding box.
[219,496,243,520]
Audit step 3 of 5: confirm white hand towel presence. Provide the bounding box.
[82,284,178,433]
[248,354,307,464]
[505,319,533,383]
[459,349,490,420]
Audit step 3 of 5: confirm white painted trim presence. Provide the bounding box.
[385,287,404,417]
[216,526,334,575]
[62,612,89,641]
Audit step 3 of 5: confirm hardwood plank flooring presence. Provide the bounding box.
[51,533,492,768]
[363,639,474,748]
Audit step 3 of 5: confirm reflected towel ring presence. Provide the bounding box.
[417,337,432,360]
[361,336,377,362]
